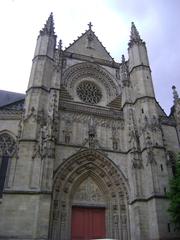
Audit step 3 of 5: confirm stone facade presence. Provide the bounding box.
[0,14,180,240]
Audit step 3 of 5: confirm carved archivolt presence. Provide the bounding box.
[62,62,120,97]
[50,149,130,240]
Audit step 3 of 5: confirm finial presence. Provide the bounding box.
[129,22,143,47]
[88,22,93,30]
[40,12,55,36]
[172,85,179,103]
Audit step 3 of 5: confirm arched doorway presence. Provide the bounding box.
[71,176,106,240]
[49,149,130,240]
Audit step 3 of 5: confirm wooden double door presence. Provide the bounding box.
[71,207,106,240]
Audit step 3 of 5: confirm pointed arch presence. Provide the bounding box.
[50,149,130,240]
[0,131,17,197]
[53,149,129,196]
[0,130,17,157]
[62,62,120,101]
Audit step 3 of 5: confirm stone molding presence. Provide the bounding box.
[130,194,168,205]
[0,110,22,120]
[63,51,120,69]
[62,62,119,97]
[160,116,176,126]
[129,64,151,74]
[59,100,123,119]
[60,110,124,130]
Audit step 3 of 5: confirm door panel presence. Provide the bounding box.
[71,207,105,240]
[92,209,105,238]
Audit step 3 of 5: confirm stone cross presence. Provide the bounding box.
[88,22,93,30]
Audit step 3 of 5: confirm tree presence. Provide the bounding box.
[167,153,180,230]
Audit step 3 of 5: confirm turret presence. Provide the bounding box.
[125,23,167,201]
[14,14,58,190]
[128,22,155,99]
[22,13,57,138]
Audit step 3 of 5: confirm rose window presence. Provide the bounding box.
[76,81,102,104]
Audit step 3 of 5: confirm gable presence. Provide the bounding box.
[65,29,113,61]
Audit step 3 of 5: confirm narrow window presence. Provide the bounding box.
[168,151,176,176]
[160,164,163,172]
[168,223,171,232]
[0,156,9,198]
[172,164,176,177]
[141,108,144,114]
[164,187,167,194]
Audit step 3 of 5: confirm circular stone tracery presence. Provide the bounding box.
[76,81,102,104]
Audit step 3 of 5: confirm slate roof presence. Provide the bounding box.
[0,90,25,108]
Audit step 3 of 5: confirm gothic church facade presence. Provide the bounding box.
[0,14,180,240]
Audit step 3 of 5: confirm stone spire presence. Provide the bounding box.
[40,12,55,36]
[129,22,143,47]
[172,85,179,103]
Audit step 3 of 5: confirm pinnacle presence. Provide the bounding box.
[172,85,179,103]
[121,55,129,83]
[122,54,126,64]
[40,12,55,36]
[129,22,143,47]
[58,39,62,51]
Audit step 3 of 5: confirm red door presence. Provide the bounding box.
[71,207,106,240]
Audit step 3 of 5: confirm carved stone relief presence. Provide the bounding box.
[72,177,105,205]
[111,127,120,150]
[62,120,72,144]
[128,108,140,151]
[0,133,17,190]
[60,111,123,130]
[145,134,156,166]
[0,133,16,157]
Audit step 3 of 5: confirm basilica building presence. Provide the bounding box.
[0,13,180,240]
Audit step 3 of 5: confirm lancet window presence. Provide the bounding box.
[0,133,16,197]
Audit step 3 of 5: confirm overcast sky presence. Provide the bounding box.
[0,0,179,114]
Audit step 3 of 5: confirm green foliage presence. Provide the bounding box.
[167,153,180,230]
